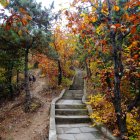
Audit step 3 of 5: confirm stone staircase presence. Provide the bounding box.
[55,70,106,140]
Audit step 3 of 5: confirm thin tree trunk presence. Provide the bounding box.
[110,27,128,140]
[58,60,62,85]
[85,58,91,78]
[17,69,19,86]
[16,69,20,95]
[88,59,92,77]
[7,62,14,99]
[85,59,89,77]
[24,47,31,112]
[107,0,128,138]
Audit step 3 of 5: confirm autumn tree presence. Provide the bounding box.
[65,0,140,139]
[34,26,77,87]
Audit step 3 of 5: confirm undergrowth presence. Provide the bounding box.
[87,81,140,139]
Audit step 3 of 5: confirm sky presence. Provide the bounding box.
[0,0,73,26]
[35,0,74,29]
[36,0,73,11]
[0,0,73,12]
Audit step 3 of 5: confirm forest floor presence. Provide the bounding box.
[0,69,61,140]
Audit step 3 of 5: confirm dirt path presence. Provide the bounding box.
[0,69,60,140]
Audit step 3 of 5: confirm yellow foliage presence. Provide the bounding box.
[18,30,22,36]
[126,110,140,137]
[80,13,85,17]
[86,39,89,44]
[91,16,98,23]
[113,5,120,12]
[87,94,116,127]
[101,7,109,15]
[92,7,96,12]
[83,15,90,24]
[96,23,105,35]
[125,41,139,52]
[131,41,138,47]
[88,93,140,138]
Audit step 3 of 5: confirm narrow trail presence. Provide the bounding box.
[54,69,108,140]
[10,77,49,140]
[0,69,59,140]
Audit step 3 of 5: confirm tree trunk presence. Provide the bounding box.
[58,60,62,85]
[16,69,20,95]
[106,0,128,138]
[85,58,91,78]
[16,69,19,86]
[88,59,92,77]
[24,47,31,112]
[7,62,14,99]
[111,31,128,139]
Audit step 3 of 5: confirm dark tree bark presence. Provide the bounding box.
[24,46,31,112]
[16,69,19,86]
[107,0,128,139]
[105,72,111,89]
[58,59,62,85]
[110,21,128,140]
[6,62,14,99]
[16,69,21,95]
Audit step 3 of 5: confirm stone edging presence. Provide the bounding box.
[49,73,76,140]
[49,89,66,140]
[82,79,120,140]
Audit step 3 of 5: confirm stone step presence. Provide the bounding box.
[56,123,99,134]
[56,123,91,128]
[65,90,83,95]
[57,132,103,140]
[55,115,90,124]
[63,93,83,97]
[69,86,83,90]
[62,96,83,100]
[69,82,84,90]
[56,99,82,104]
[62,90,83,99]
[55,109,88,115]
[55,104,86,109]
